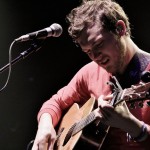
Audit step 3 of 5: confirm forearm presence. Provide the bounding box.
[38,113,53,129]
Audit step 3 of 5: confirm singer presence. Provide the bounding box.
[32,0,150,150]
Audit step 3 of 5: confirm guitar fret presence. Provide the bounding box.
[72,112,96,136]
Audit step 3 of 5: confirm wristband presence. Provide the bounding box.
[127,122,148,142]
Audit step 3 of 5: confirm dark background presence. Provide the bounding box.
[0,0,149,149]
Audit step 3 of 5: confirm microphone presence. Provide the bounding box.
[15,23,63,42]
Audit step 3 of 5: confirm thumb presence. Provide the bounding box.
[104,94,113,100]
[98,95,104,106]
[48,137,56,150]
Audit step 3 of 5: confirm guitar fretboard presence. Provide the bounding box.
[72,111,96,136]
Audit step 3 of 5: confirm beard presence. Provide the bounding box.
[111,37,126,75]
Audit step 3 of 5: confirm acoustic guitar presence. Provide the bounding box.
[54,79,150,150]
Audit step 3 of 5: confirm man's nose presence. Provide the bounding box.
[90,50,102,60]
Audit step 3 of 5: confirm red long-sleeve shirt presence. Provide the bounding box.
[38,60,150,150]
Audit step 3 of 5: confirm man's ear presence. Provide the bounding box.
[116,20,126,36]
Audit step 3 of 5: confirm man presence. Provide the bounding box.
[32,0,150,149]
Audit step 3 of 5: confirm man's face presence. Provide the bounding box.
[77,24,126,75]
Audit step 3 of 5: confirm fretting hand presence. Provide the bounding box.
[97,95,143,138]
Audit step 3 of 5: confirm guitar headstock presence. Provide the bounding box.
[118,82,150,108]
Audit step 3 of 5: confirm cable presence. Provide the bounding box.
[0,40,15,92]
[26,140,34,150]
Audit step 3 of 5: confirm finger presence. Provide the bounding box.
[32,140,40,150]
[99,103,114,122]
[48,144,54,150]
[139,81,145,85]
[103,94,113,100]
[100,110,109,121]
[38,142,48,150]
[98,95,104,106]
[99,100,113,110]
[98,95,111,107]
[36,137,49,150]
[48,138,56,150]
[131,85,136,89]
[98,108,110,125]
[32,145,38,150]
[31,143,38,150]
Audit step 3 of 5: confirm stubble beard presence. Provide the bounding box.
[115,40,126,75]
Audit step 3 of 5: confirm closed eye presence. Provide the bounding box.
[94,41,104,50]
[86,50,92,55]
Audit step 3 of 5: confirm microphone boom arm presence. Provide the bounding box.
[0,39,44,73]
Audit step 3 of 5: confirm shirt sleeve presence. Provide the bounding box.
[37,63,91,127]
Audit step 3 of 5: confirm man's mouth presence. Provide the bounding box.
[97,58,109,65]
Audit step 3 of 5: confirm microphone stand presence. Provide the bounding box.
[0,39,45,73]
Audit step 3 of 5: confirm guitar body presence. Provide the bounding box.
[55,97,96,150]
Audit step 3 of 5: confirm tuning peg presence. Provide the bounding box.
[146,101,150,106]
[106,81,117,91]
[129,103,136,109]
[138,101,144,108]
[141,71,150,83]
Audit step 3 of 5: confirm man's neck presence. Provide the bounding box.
[116,50,150,88]
[121,37,140,74]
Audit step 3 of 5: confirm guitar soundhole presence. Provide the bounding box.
[74,121,108,150]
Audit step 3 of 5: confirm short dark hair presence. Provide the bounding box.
[67,0,131,42]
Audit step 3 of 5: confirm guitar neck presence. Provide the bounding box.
[72,111,97,136]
